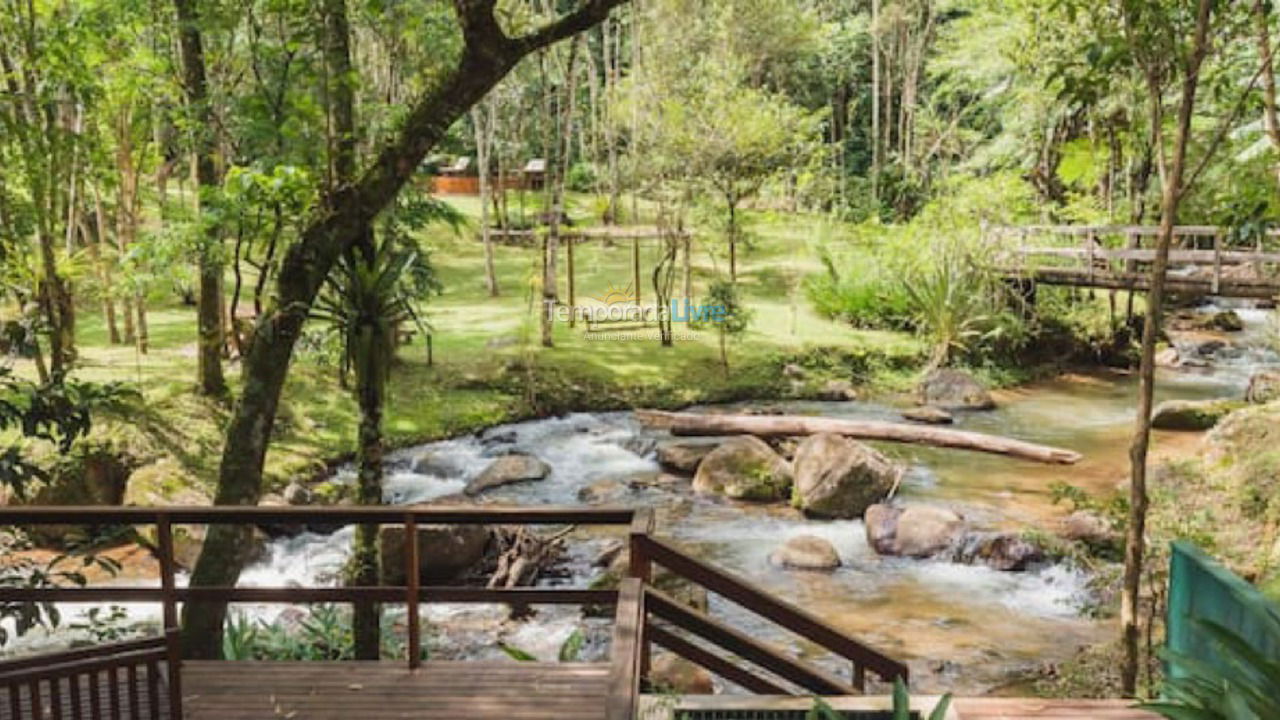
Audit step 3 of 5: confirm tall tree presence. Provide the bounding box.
[172,0,227,396]
[1118,0,1215,697]
[181,0,629,659]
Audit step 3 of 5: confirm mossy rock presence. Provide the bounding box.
[1152,399,1243,431]
[692,436,792,502]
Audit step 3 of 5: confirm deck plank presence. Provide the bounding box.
[182,661,611,720]
[953,698,1158,719]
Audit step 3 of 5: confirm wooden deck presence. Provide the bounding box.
[181,661,611,720]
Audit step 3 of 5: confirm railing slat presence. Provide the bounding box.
[646,623,788,694]
[645,587,853,695]
[636,535,907,683]
[405,512,421,671]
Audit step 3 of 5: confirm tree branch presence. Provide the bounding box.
[513,0,629,54]
[1183,53,1269,193]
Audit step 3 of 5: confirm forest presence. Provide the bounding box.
[2,0,1280,716]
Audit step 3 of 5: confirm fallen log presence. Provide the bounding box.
[636,410,1082,465]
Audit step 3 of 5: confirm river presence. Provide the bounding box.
[14,306,1278,694]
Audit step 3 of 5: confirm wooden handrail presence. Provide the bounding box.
[645,587,855,695]
[606,578,644,720]
[0,506,636,525]
[634,534,908,685]
[0,636,169,675]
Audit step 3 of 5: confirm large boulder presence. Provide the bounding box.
[769,535,841,571]
[864,504,966,558]
[950,532,1044,571]
[1151,399,1241,431]
[656,439,723,474]
[464,454,550,496]
[379,524,491,585]
[647,653,714,694]
[123,460,222,569]
[692,436,793,502]
[1246,371,1280,404]
[791,434,899,519]
[917,369,995,411]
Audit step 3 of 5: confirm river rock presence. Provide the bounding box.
[791,434,899,519]
[1211,310,1245,332]
[620,435,657,458]
[464,454,551,496]
[411,451,467,477]
[1246,371,1280,404]
[1059,510,1121,554]
[951,532,1044,571]
[692,436,793,502]
[864,504,966,558]
[769,535,841,571]
[577,479,630,504]
[917,369,995,410]
[902,406,953,425]
[656,439,722,474]
[782,363,807,379]
[282,481,313,505]
[647,653,714,694]
[1151,398,1241,431]
[816,379,858,401]
[379,524,491,585]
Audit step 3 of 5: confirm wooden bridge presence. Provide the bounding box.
[0,506,1156,719]
[988,224,1280,299]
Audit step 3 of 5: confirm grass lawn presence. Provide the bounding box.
[23,192,925,496]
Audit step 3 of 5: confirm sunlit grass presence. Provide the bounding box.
[18,192,921,488]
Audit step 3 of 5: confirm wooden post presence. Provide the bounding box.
[567,237,577,328]
[627,508,655,583]
[853,663,866,693]
[166,628,185,720]
[1086,231,1096,283]
[405,512,421,670]
[631,236,641,304]
[628,508,655,685]
[1213,230,1223,295]
[156,514,177,633]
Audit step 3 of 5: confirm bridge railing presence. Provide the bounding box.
[984,224,1280,296]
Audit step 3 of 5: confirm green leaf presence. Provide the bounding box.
[499,643,538,662]
[558,629,585,662]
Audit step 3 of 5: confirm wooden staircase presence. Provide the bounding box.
[609,516,908,718]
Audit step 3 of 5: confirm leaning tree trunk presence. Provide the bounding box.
[180,1,629,660]
[1121,0,1213,696]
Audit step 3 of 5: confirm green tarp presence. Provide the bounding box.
[1166,541,1280,678]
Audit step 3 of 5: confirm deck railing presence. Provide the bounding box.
[0,631,181,720]
[0,505,909,719]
